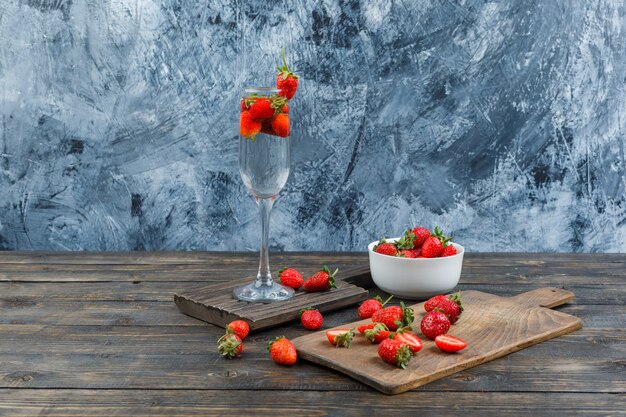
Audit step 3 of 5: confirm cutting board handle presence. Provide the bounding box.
[509,287,575,308]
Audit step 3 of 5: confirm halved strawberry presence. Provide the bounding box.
[393,331,423,354]
[435,334,467,352]
[326,329,355,348]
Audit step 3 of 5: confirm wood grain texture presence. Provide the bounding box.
[174,267,369,330]
[0,252,623,416]
[0,390,623,417]
[293,289,583,394]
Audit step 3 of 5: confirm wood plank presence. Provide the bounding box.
[174,267,369,330]
[0,325,622,392]
[0,298,621,328]
[2,282,624,305]
[0,251,621,264]
[0,390,623,416]
[293,289,583,394]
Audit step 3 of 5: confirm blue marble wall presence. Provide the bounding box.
[0,0,624,252]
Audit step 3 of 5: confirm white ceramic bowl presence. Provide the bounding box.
[368,237,465,299]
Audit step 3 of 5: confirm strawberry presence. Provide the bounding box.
[374,237,397,257]
[398,249,417,258]
[303,266,338,292]
[378,338,412,369]
[409,248,421,257]
[372,302,414,331]
[326,328,355,348]
[393,330,423,354]
[278,267,303,290]
[357,323,377,335]
[420,310,451,340]
[300,307,323,330]
[422,226,452,258]
[248,97,275,119]
[424,295,449,312]
[439,245,457,257]
[217,334,242,359]
[270,113,290,137]
[276,49,299,99]
[282,103,289,114]
[225,320,250,340]
[411,227,431,247]
[424,293,463,324]
[421,236,443,258]
[268,336,297,366]
[435,334,467,352]
[357,295,393,319]
[364,323,392,343]
[239,111,261,139]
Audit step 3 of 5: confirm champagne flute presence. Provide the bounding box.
[233,87,294,303]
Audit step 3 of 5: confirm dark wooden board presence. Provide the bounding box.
[174,266,369,331]
[0,252,623,416]
[293,288,583,395]
[0,390,623,417]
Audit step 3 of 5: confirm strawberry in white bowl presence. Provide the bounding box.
[368,226,464,299]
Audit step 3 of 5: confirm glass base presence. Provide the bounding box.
[233,281,295,303]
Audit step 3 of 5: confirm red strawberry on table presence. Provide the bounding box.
[372,302,414,331]
[217,334,243,359]
[239,111,261,139]
[364,323,392,343]
[300,307,323,330]
[435,334,467,352]
[276,49,299,99]
[393,330,423,354]
[378,338,412,369]
[278,267,303,290]
[358,295,393,319]
[374,237,397,257]
[225,320,250,340]
[303,266,338,292]
[424,293,463,324]
[268,336,297,366]
[326,328,355,348]
[420,310,451,340]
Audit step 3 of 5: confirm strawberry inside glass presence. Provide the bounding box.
[240,91,289,140]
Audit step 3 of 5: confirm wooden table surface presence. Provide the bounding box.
[0,252,624,416]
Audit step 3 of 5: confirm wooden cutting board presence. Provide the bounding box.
[292,287,583,395]
[174,266,370,331]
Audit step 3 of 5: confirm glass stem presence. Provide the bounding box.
[255,197,274,287]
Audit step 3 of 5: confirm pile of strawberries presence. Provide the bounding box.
[217,262,467,369]
[374,226,458,258]
[240,49,299,140]
[325,293,467,368]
